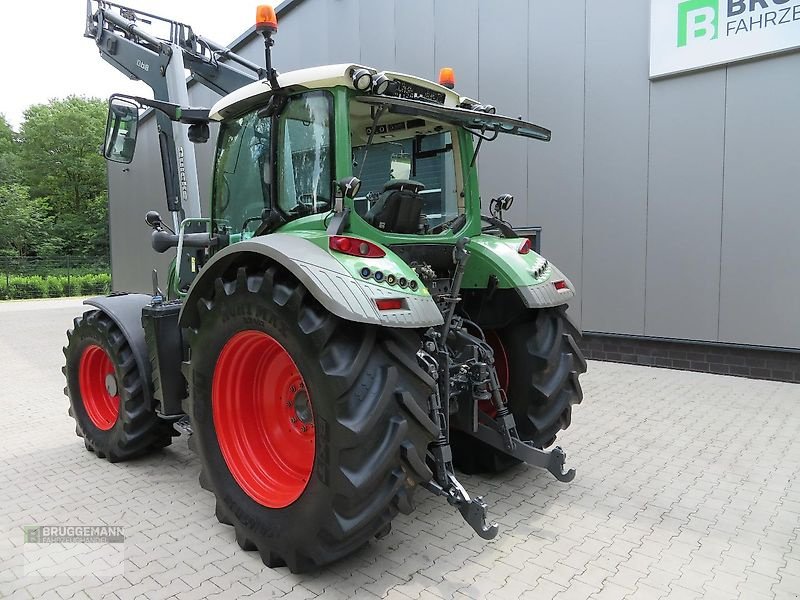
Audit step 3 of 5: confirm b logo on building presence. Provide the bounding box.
[678,0,719,46]
[677,0,800,48]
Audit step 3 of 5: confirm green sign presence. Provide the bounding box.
[677,0,719,47]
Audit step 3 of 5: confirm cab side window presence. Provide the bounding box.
[276,92,334,217]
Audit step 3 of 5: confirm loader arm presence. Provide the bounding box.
[85,0,261,227]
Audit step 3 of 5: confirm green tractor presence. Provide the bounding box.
[65,2,586,572]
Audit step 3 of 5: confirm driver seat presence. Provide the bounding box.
[365,179,425,234]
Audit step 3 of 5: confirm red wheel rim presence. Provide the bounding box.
[482,331,510,418]
[78,345,120,430]
[212,330,315,508]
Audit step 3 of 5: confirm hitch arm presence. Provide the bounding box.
[472,422,576,482]
[423,474,499,540]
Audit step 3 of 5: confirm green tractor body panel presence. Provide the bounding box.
[178,232,443,330]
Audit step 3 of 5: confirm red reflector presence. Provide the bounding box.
[376,299,403,311]
[329,236,386,258]
[553,280,568,291]
[517,238,532,255]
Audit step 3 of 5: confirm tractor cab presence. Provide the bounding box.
[206,63,551,251]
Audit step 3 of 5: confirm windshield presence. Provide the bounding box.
[350,101,461,234]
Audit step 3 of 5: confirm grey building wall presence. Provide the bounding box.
[108,0,800,350]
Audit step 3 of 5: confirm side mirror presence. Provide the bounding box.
[104,96,141,164]
[337,176,362,200]
[144,210,163,230]
[188,122,210,144]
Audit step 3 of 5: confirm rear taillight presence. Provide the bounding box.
[375,299,404,311]
[329,236,386,258]
[553,280,568,291]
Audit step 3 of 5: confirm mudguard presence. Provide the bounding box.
[460,235,577,309]
[179,233,444,329]
[84,293,153,407]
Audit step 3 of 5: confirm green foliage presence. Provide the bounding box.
[0,273,111,300]
[0,185,57,257]
[0,99,111,261]
[0,114,22,187]
[18,97,108,213]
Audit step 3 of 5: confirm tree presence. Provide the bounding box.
[0,114,21,187]
[52,193,109,258]
[18,97,107,213]
[0,184,56,257]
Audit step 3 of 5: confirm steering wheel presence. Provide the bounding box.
[288,196,330,217]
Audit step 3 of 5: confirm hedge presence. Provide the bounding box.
[0,273,111,300]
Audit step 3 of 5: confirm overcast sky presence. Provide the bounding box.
[0,0,276,128]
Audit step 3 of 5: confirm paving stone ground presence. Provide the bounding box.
[0,298,798,600]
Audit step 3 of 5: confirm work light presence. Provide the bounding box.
[372,73,390,95]
[351,68,373,91]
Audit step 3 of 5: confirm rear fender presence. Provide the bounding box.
[179,233,444,329]
[462,235,577,309]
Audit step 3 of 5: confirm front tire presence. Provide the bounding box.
[63,310,174,462]
[184,264,437,572]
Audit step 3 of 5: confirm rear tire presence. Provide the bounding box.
[452,306,586,474]
[183,264,437,572]
[63,310,174,462]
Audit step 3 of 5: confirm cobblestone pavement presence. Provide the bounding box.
[1,298,798,599]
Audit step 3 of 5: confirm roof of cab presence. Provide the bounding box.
[208,63,466,120]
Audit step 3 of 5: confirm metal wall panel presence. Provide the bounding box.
[326,0,361,64]
[644,70,726,341]
[358,0,396,68]
[477,0,530,227]
[581,0,650,335]
[108,119,172,293]
[270,1,329,71]
[719,53,800,349]
[433,0,479,101]
[527,0,586,325]
[394,0,435,78]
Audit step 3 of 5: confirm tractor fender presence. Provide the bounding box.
[461,235,577,309]
[84,293,153,407]
[179,233,444,329]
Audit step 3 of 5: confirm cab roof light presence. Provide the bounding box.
[373,73,390,95]
[351,68,373,91]
[375,298,404,311]
[255,5,278,33]
[329,235,386,258]
[438,67,455,89]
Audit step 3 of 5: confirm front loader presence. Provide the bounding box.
[64,1,587,571]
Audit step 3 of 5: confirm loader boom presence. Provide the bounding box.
[85,0,261,227]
